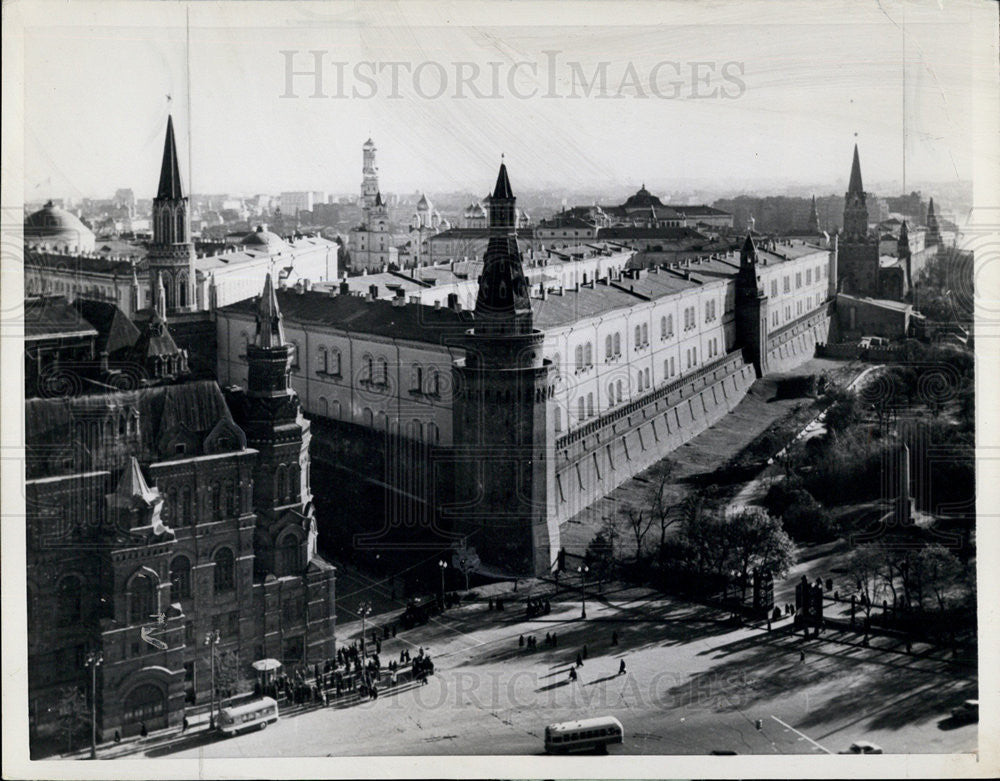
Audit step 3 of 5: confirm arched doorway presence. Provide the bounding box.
[123,683,167,735]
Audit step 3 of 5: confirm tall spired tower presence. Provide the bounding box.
[452,160,558,576]
[360,138,380,220]
[148,115,196,312]
[837,144,879,296]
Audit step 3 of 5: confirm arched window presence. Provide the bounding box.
[411,364,423,392]
[330,348,341,375]
[166,487,177,522]
[637,370,644,391]
[211,481,222,520]
[617,380,623,401]
[645,368,650,387]
[641,323,648,344]
[177,272,188,308]
[577,397,586,420]
[667,314,673,337]
[574,345,584,370]
[279,534,301,575]
[175,209,185,241]
[430,370,440,396]
[318,396,329,416]
[555,406,562,432]
[613,333,621,355]
[363,354,373,382]
[331,399,342,420]
[288,464,299,500]
[57,576,82,626]
[129,572,158,624]
[376,357,388,386]
[318,347,328,374]
[660,316,667,339]
[608,383,615,408]
[634,325,641,346]
[170,556,192,600]
[409,419,423,440]
[362,407,374,427]
[587,393,594,417]
[275,466,287,502]
[426,422,440,444]
[584,343,593,366]
[213,548,235,592]
[225,481,236,516]
[605,335,613,360]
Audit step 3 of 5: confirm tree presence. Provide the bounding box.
[844,544,884,642]
[57,686,89,754]
[620,503,654,565]
[726,508,795,604]
[215,649,248,701]
[452,542,481,590]
[824,392,861,434]
[918,544,963,615]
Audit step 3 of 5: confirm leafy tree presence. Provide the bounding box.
[918,544,963,614]
[56,686,89,754]
[727,508,795,603]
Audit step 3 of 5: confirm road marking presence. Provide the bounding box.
[771,715,833,754]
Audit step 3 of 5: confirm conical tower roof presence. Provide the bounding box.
[255,273,286,348]
[157,115,184,200]
[848,144,864,195]
[492,161,514,200]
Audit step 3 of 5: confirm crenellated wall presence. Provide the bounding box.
[551,351,756,524]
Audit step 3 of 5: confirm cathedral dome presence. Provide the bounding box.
[623,185,663,210]
[244,225,290,253]
[24,201,96,252]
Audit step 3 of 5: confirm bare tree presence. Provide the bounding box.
[620,503,654,564]
[648,466,680,555]
[845,544,884,642]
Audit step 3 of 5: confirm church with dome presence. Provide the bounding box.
[24,116,340,317]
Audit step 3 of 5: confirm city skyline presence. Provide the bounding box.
[21,0,992,200]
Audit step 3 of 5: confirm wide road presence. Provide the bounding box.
[164,589,977,758]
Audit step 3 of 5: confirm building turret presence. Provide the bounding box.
[807,195,820,234]
[453,159,557,576]
[837,144,879,296]
[925,197,941,247]
[897,220,913,292]
[843,144,869,240]
[148,115,196,312]
[735,233,770,377]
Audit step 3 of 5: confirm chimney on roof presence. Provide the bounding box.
[434,300,442,309]
[369,284,379,299]
[447,292,459,311]
[339,279,350,295]
[303,279,312,291]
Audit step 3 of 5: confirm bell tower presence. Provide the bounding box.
[838,144,879,296]
[148,116,196,312]
[735,233,770,378]
[453,160,557,576]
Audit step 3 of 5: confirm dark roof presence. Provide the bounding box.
[25,380,241,478]
[492,162,514,200]
[597,226,707,241]
[221,289,474,348]
[157,115,184,200]
[24,296,98,340]
[666,204,731,217]
[25,248,145,275]
[848,144,864,195]
[429,227,535,240]
[72,299,141,355]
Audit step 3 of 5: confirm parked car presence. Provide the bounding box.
[843,740,883,754]
[951,699,978,722]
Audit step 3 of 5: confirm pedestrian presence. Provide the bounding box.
[619,659,626,675]
[140,722,148,739]
[391,669,397,686]
[799,649,805,662]
[552,632,557,647]
[545,632,552,646]
[569,667,577,682]
[576,652,583,667]
[766,616,771,632]
[182,716,189,733]
[392,624,397,638]
[114,730,121,744]
[519,634,525,647]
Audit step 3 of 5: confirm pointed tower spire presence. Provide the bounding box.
[848,144,864,195]
[740,232,758,268]
[157,115,184,200]
[807,195,820,233]
[254,273,286,348]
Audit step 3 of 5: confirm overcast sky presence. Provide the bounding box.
[19,0,996,200]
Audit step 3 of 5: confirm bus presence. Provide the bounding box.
[544,716,624,754]
[216,697,279,736]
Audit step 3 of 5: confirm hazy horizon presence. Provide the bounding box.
[20,0,994,202]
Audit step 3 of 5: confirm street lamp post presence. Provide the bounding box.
[577,564,589,619]
[358,602,372,657]
[438,560,448,605]
[204,630,220,729]
[85,650,103,759]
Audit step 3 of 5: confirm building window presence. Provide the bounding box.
[362,408,374,427]
[575,345,584,371]
[608,382,615,408]
[616,380,623,402]
[605,335,613,360]
[555,406,562,432]
[644,368,650,387]
[637,370,643,391]
[279,534,301,575]
[129,572,158,624]
[783,276,790,293]
[213,548,235,593]
[290,341,300,370]
[771,280,778,298]
[317,347,328,374]
[170,556,192,600]
[587,393,594,417]
[376,357,388,386]
[584,343,593,367]
[806,268,812,285]
[634,325,641,347]
[578,397,586,421]
[57,576,83,626]
[613,333,621,355]
[330,349,341,376]
[124,684,166,727]
[363,354,373,383]
[411,365,423,393]
[641,323,648,345]
[796,272,802,289]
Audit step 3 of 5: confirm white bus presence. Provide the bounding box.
[216,697,279,736]
[544,716,624,754]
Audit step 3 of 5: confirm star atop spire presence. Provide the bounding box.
[157,115,185,201]
[254,273,286,349]
[848,143,864,195]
